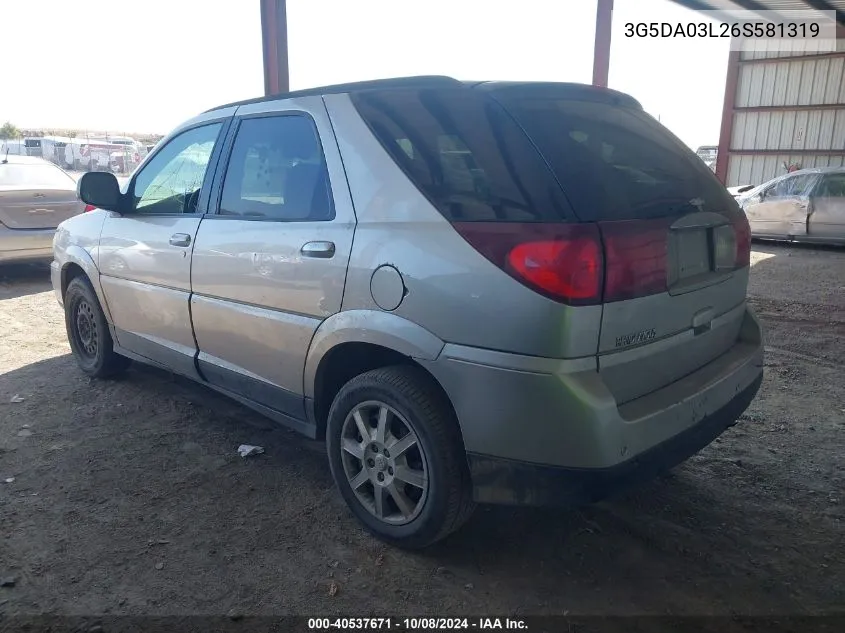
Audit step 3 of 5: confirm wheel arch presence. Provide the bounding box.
[60,246,111,323]
[306,311,455,440]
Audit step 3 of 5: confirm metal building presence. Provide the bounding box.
[723,38,845,186]
[669,0,845,186]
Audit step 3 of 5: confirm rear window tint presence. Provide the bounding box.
[494,96,735,221]
[352,88,574,223]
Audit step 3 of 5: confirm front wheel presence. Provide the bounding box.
[326,366,475,549]
[64,277,130,378]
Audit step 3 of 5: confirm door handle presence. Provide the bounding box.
[169,233,192,247]
[300,241,335,258]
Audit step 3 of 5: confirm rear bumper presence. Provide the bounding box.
[419,307,764,506]
[468,371,762,505]
[0,226,55,263]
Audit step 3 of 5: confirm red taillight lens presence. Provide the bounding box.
[452,222,604,305]
[733,213,751,267]
[600,219,670,303]
[84,204,96,212]
[508,238,602,301]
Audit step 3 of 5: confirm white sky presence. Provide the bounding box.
[2,0,729,149]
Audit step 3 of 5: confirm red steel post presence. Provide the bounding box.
[592,0,614,87]
[261,0,289,96]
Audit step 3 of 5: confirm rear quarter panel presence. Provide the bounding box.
[322,93,601,360]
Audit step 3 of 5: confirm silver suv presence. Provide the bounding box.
[52,77,764,548]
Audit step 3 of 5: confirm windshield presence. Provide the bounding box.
[0,163,75,188]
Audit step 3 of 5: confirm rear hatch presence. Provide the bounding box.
[488,84,750,403]
[0,162,82,230]
[352,83,750,403]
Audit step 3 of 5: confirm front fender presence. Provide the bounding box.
[60,244,113,323]
[53,211,110,320]
[303,310,445,399]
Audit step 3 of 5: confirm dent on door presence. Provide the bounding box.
[746,196,809,237]
[189,96,356,421]
[98,215,201,374]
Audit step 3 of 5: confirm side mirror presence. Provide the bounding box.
[77,171,122,212]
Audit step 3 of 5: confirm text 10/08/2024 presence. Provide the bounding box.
[308,618,528,630]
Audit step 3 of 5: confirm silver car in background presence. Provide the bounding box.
[738,167,845,245]
[52,76,764,548]
[0,155,86,263]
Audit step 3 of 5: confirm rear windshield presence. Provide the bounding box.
[0,163,75,188]
[352,88,575,223]
[495,95,735,221]
[354,87,734,224]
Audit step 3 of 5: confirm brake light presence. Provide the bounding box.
[508,238,602,301]
[733,212,751,267]
[84,205,96,212]
[452,222,604,305]
[600,219,670,303]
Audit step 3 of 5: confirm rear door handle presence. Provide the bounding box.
[300,241,335,258]
[169,233,192,247]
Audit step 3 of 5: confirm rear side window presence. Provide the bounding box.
[816,173,845,197]
[352,88,575,223]
[493,95,736,221]
[219,115,334,221]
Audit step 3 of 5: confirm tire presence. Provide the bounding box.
[64,276,130,378]
[326,365,475,549]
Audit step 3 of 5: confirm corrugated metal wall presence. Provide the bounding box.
[724,39,845,187]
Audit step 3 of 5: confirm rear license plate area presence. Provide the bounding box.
[673,228,711,280]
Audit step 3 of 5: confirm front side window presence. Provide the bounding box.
[779,173,816,197]
[131,123,221,214]
[219,115,334,221]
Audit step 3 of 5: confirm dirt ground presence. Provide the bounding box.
[0,243,843,618]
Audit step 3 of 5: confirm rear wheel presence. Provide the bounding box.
[64,277,130,378]
[326,366,475,549]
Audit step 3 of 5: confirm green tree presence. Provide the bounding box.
[0,121,21,140]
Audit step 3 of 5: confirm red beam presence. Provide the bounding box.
[261,0,289,96]
[735,104,845,113]
[738,51,845,64]
[592,0,614,87]
[728,149,845,156]
[715,48,741,185]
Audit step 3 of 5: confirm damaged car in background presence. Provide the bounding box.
[737,167,845,245]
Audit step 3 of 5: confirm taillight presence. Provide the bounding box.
[599,219,670,303]
[84,205,96,212]
[452,222,604,305]
[733,212,751,267]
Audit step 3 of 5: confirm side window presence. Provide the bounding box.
[219,115,334,221]
[816,174,845,198]
[785,174,815,197]
[131,123,221,214]
[768,177,791,198]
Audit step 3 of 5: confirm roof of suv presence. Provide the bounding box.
[204,75,642,113]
